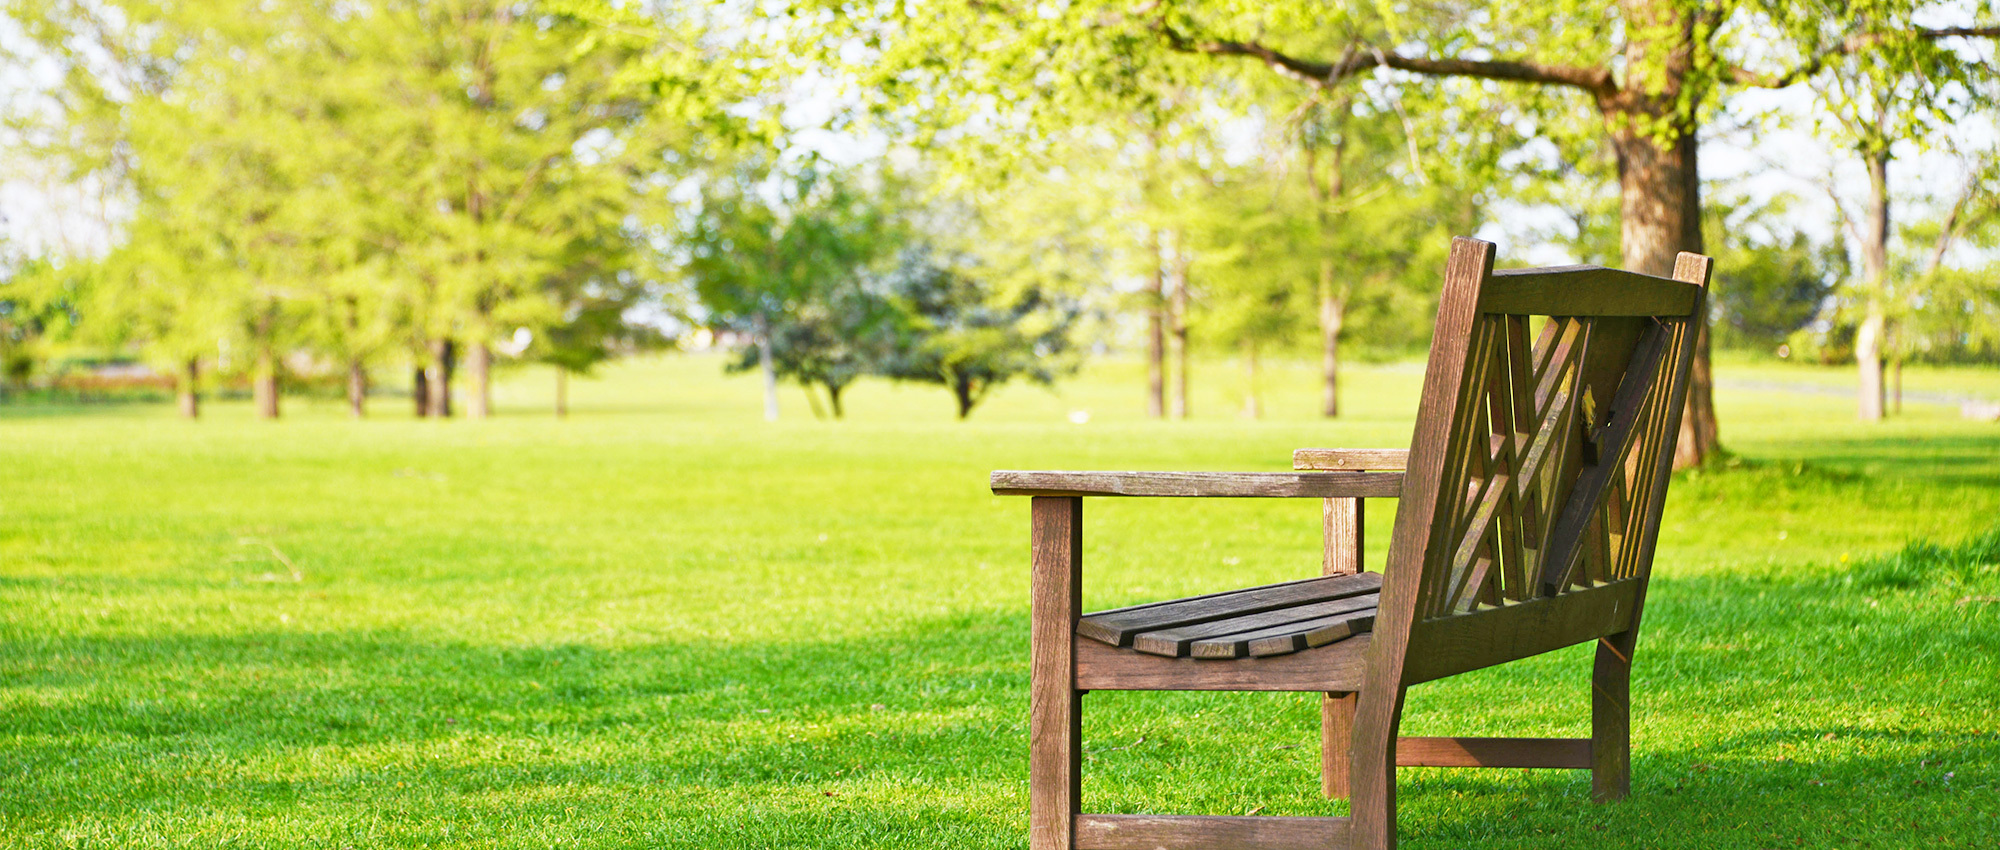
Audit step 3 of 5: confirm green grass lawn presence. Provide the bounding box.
[3,354,1997,848]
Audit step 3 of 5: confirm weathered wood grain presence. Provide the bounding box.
[1480,265,1702,316]
[1074,632,1369,692]
[992,470,1405,499]
[1028,497,1081,850]
[1074,814,1353,850]
[1292,448,1410,470]
[1323,496,1366,576]
[1237,611,1375,658]
[1396,736,1592,769]
[1323,691,1357,800]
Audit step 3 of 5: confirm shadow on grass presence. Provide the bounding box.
[3,551,1996,848]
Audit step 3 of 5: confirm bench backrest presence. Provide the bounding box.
[1375,238,1710,657]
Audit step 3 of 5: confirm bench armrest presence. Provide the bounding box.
[991,470,1404,499]
[1292,448,1409,471]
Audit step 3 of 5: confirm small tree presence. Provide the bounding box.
[877,248,1083,419]
[681,165,901,421]
[534,281,663,419]
[727,282,897,419]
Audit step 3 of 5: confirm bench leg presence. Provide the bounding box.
[1591,631,1634,802]
[1321,691,1356,800]
[1349,684,1405,850]
[1030,497,1083,850]
[1321,498,1364,803]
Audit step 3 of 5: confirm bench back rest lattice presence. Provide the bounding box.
[1385,239,1711,626]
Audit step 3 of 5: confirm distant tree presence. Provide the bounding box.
[533,284,664,419]
[7,0,740,421]
[0,257,73,401]
[1807,16,1994,420]
[728,281,898,419]
[1893,151,2000,368]
[681,166,901,421]
[877,248,1083,419]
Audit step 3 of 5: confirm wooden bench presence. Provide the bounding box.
[991,237,1711,850]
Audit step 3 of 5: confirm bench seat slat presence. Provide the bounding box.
[1129,592,1379,657]
[1076,572,1381,647]
[1193,609,1377,659]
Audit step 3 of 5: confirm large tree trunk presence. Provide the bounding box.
[1319,258,1344,418]
[755,311,779,422]
[467,342,492,419]
[347,359,367,418]
[1855,150,1890,422]
[828,383,846,419]
[414,366,430,417]
[427,338,454,418]
[554,367,568,419]
[1612,119,1715,468]
[177,358,200,419]
[1170,252,1190,419]
[1146,229,1166,419]
[253,349,279,420]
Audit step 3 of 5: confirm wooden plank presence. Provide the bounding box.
[1498,315,1536,596]
[1396,737,1591,769]
[1238,611,1376,659]
[1531,319,1584,415]
[1402,579,1639,685]
[1592,635,1633,801]
[1131,591,1379,657]
[1080,575,1322,620]
[1322,497,1365,576]
[1293,448,1410,470]
[1479,265,1702,317]
[1075,814,1352,850]
[992,470,1404,499]
[1028,497,1081,850]
[1078,573,1381,647]
[1322,691,1357,800]
[1075,631,1369,692]
[1418,316,1501,618]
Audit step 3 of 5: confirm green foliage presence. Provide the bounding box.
[1704,195,1847,353]
[681,166,901,336]
[1897,263,2000,363]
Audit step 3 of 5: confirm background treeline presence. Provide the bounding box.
[2,0,1998,428]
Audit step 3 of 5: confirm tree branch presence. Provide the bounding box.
[1157,24,1613,94]
[1728,25,2000,89]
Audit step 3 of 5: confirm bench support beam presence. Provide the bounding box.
[1075,814,1353,850]
[1396,736,1592,769]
